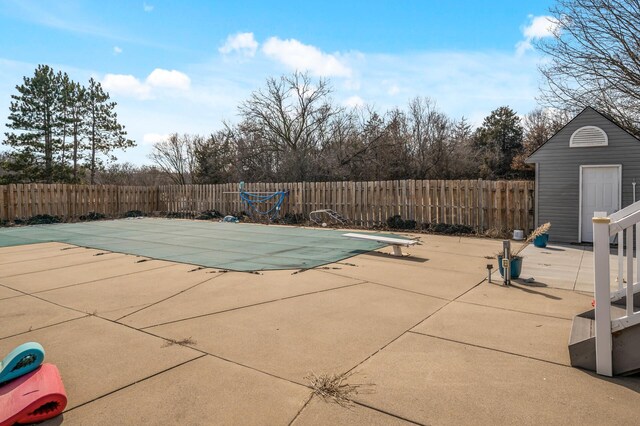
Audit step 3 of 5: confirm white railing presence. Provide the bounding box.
[593,202,640,376]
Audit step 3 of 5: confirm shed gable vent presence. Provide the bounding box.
[570,126,608,147]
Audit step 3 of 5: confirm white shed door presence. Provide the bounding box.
[581,166,620,242]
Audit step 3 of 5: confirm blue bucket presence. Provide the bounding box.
[497,256,522,279]
[533,233,549,248]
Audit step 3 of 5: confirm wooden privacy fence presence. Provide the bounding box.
[0,180,535,232]
[0,184,157,220]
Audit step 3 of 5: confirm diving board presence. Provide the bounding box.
[342,233,417,256]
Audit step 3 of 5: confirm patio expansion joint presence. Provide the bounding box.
[0,253,127,279]
[0,247,91,266]
[0,263,202,339]
[289,394,427,426]
[113,272,225,322]
[0,290,24,302]
[0,315,89,342]
[63,354,208,414]
[454,299,575,322]
[407,330,570,369]
[28,263,178,296]
[138,280,370,330]
[349,400,426,426]
[318,269,452,302]
[572,248,586,291]
[286,394,314,426]
[1,298,311,411]
[343,275,487,378]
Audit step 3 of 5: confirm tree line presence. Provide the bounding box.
[148,72,570,185]
[149,0,640,185]
[1,65,134,184]
[3,0,639,186]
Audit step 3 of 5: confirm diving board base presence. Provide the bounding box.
[392,245,405,257]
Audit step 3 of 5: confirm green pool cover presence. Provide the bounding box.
[0,218,389,271]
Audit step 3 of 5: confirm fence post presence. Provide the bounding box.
[478,179,484,232]
[593,214,613,377]
[8,184,16,220]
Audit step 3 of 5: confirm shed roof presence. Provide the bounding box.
[526,106,639,163]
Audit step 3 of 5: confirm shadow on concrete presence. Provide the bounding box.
[578,369,640,394]
[539,247,566,252]
[507,281,563,301]
[364,251,429,263]
[513,279,549,288]
[43,413,64,425]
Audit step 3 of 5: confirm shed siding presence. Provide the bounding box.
[527,108,640,243]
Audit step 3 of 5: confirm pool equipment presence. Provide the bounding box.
[309,209,347,226]
[0,363,67,426]
[234,182,289,220]
[0,342,45,384]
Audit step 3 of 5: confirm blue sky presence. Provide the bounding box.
[0,0,557,165]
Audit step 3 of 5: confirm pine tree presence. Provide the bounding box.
[4,65,61,182]
[68,81,87,182]
[53,71,76,182]
[473,106,523,179]
[84,78,134,184]
[3,66,135,184]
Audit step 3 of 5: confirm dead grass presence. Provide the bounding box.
[162,337,197,347]
[305,372,367,406]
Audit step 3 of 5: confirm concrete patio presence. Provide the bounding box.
[1,230,639,425]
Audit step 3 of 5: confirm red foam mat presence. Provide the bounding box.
[0,363,67,426]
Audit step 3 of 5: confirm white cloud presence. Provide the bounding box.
[219,32,258,57]
[113,46,122,55]
[387,84,400,96]
[343,95,365,108]
[143,2,154,12]
[262,37,352,77]
[146,69,191,90]
[142,133,169,145]
[524,15,559,39]
[343,79,361,91]
[516,15,559,55]
[102,74,151,99]
[101,68,190,100]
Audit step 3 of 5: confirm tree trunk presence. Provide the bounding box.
[91,119,96,184]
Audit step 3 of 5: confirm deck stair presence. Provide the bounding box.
[569,303,640,375]
[570,202,640,376]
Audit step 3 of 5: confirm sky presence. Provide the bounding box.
[0,0,558,165]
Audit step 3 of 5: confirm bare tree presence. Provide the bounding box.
[95,163,172,185]
[511,108,571,174]
[237,72,338,181]
[447,117,479,178]
[193,128,237,184]
[538,0,640,134]
[318,106,393,181]
[407,97,451,178]
[149,133,199,185]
